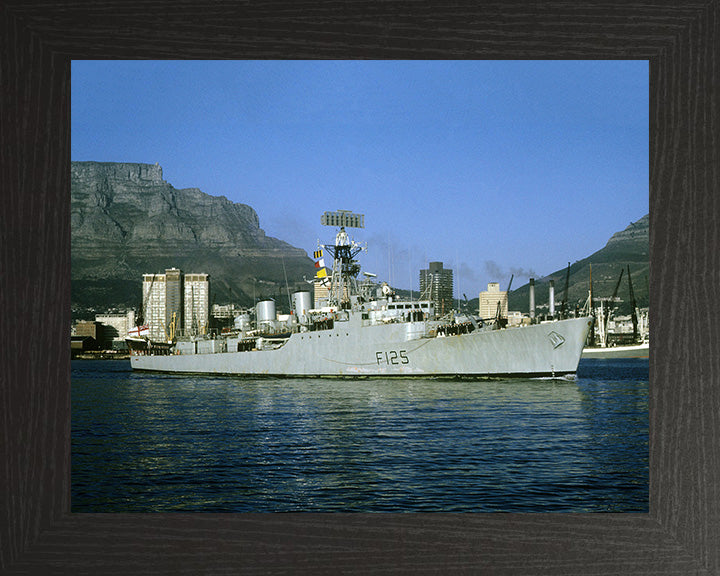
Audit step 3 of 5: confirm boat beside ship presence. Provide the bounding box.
[582,265,649,359]
[130,210,593,378]
[582,341,649,359]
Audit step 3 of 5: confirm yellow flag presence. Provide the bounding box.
[316,267,327,278]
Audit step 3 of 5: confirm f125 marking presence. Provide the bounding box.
[375,350,409,365]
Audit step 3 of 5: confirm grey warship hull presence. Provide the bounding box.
[131,316,592,378]
[131,210,592,378]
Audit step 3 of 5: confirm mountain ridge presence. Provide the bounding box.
[506,214,649,316]
[71,161,313,314]
[72,161,648,320]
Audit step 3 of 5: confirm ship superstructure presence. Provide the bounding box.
[130,211,592,377]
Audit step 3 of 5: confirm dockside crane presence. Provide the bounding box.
[627,265,639,342]
[605,268,625,337]
[561,263,570,318]
[588,264,595,346]
[494,274,513,328]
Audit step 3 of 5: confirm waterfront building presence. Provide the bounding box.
[478,282,508,321]
[73,320,102,343]
[95,311,136,349]
[70,335,96,354]
[143,268,210,340]
[419,261,453,315]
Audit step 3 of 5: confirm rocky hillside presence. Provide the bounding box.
[508,214,649,316]
[71,162,313,314]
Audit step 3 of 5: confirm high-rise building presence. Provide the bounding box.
[478,282,508,320]
[184,273,210,336]
[143,273,167,341]
[165,267,183,337]
[419,261,453,314]
[142,268,210,340]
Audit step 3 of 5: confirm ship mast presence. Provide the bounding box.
[627,265,639,342]
[320,210,365,309]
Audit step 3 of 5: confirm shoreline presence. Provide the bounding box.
[72,353,130,361]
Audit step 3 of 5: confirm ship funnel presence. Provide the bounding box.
[256,300,277,323]
[292,291,312,323]
[529,278,535,319]
[549,280,555,318]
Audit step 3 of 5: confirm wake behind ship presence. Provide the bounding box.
[129,210,592,378]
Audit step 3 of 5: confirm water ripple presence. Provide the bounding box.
[72,358,648,512]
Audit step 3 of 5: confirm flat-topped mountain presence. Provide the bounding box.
[71,161,313,313]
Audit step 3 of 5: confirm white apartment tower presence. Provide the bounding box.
[184,273,210,336]
[143,273,168,341]
[142,268,210,340]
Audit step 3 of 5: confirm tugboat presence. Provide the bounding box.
[131,210,593,378]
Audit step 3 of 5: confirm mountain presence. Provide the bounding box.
[71,161,314,315]
[507,214,649,316]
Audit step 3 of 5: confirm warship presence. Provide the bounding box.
[129,210,593,377]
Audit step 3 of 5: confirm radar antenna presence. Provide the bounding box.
[320,210,366,308]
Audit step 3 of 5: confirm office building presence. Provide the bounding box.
[478,282,508,320]
[143,272,168,341]
[419,261,454,314]
[142,268,210,340]
[184,273,210,336]
[165,267,183,337]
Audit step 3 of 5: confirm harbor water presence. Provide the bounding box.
[71,358,648,512]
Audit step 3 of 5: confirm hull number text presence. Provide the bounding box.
[376,350,409,365]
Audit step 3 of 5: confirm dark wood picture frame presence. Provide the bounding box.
[1,2,717,574]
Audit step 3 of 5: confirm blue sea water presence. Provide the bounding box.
[71,358,648,512]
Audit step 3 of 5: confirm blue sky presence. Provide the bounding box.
[72,60,648,295]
